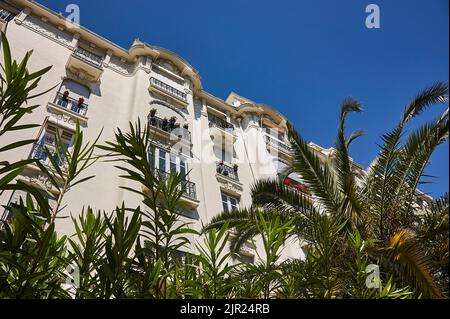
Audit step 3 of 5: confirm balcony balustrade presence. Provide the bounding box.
[150,77,187,102]
[72,47,103,68]
[152,168,196,200]
[208,113,234,131]
[148,114,191,142]
[263,134,291,153]
[66,47,104,81]
[0,9,15,22]
[54,92,88,116]
[216,162,239,181]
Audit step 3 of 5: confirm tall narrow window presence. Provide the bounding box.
[148,145,155,169]
[221,138,226,162]
[180,159,187,180]
[170,154,177,174]
[159,149,166,172]
[221,193,228,212]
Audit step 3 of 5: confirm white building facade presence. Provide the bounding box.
[1,0,311,261]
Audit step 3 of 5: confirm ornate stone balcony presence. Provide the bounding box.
[216,162,239,182]
[263,134,291,157]
[0,8,14,22]
[66,47,104,82]
[149,77,187,104]
[0,8,14,31]
[148,114,191,146]
[53,92,88,116]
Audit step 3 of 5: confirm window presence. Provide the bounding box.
[221,193,239,212]
[180,159,187,180]
[2,190,56,223]
[238,254,254,264]
[32,124,73,168]
[170,154,177,174]
[149,145,189,180]
[158,149,166,172]
[55,79,91,115]
[264,125,285,141]
[148,145,155,169]
[213,136,233,163]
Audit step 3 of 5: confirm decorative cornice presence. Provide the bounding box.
[19,14,72,48]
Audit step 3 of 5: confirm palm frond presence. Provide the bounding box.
[382,229,443,298]
[334,97,365,226]
[286,121,341,214]
[402,81,448,125]
[251,178,316,216]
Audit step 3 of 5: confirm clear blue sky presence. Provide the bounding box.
[38,0,449,197]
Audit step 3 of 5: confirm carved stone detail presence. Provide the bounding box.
[66,68,97,83]
[217,175,243,194]
[108,56,135,75]
[21,15,72,47]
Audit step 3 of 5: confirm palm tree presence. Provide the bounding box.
[205,82,448,298]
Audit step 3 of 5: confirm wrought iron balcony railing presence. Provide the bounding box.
[216,162,239,181]
[31,142,66,168]
[148,114,191,141]
[54,93,88,116]
[152,168,196,200]
[150,77,187,102]
[264,134,291,153]
[0,9,15,22]
[72,47,103,68]
[208,113,234,131]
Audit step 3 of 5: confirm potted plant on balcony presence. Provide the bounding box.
[62,90,69,102]
[161,117,169,131]
[150,108,157,118]
[233,163,238,173]
[77,97,85,107]
[217,160,224,174]
[169,116,177,130]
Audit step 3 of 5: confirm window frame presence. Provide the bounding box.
[221,192,240,213]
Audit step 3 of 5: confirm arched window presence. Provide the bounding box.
[55,79,91,115]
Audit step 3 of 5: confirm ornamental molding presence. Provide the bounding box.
[107,55,136,75]
[18,171,60,195]
[105,56,152,77]
[65,67,99,83]
[63,71,96,88]
[47,103,88,127]
[216,174,243,195]
[20,15,72,49]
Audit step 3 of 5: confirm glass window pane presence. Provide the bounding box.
[180,159,187,180]
[221,193,228,212]
[148,145,154,169]
[170,154,177,174]
[230,197,238,210]
[159,149,166,172]
[222,201,228,212]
